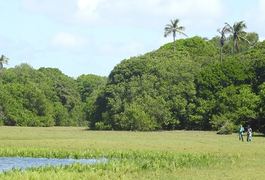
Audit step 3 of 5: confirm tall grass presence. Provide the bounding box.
[0,127,264,179]
[0,149,238,179]
[0,148,237,165]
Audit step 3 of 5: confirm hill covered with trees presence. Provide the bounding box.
[91,36,265,133]
[1,36,265,133]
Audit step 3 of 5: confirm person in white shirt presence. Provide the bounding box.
[247,125,252,142]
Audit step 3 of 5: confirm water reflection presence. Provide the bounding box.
[0,157,107,173]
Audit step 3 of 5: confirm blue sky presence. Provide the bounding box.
[1,0,264,78]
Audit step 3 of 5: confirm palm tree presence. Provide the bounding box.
[217,26,229,62]
[164,19,188,51]
[225,21,251,55]
[0,55,9,74]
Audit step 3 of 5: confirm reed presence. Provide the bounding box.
[0,126,264,179]
[0,151,237,179]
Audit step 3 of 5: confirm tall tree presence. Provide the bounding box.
[225,21,251,55]
[164,19,188,51]
[0,55,9,73]
[217,26,229,62]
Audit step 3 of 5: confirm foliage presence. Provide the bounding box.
[225,21,251,55]
[91,36,265,132]
[76,74,107,103]
[256,82,265,133]
[1,34,265,133]
[210,32,259,57]
[0,64,96,126]
[195,41,265,132]
[92,37,218,130]
[160,36,218,57]
[196,59,254,98]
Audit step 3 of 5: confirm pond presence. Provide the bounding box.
[0,157,107,173]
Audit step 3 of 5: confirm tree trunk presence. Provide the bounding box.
[233,40,236,55]
[0,62,3,74]
[173,33,176,51]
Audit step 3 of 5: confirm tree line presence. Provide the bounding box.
[0,64,107,127]
[0,20,264,133]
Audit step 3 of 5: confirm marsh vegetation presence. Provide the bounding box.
[0,127,264,179]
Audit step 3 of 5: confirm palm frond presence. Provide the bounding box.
[164,30,172,37]
[178,26,185,31]
[164,19,187,38]
[164,18,187,51]
[177,30,188,38]
[0,55,9,65]
[224,22,233,33]
[225,20,249,55]
[238,36,252,44]
[165,24,173,28]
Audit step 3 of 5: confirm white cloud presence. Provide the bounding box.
[21,0,226,29]
[94,0,226,30]
[102,0,224,18]
[77,0,103,10]
[73,0,106,24]
[49,32,90,50]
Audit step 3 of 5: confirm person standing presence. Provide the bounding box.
[247,125,252,142]
[238,125,244,141]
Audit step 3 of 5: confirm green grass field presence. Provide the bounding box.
[0,126,264,179]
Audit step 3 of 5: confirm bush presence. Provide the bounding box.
[211,114,236,134]
[216,122,235,134]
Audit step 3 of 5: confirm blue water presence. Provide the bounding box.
[0,157,107,173]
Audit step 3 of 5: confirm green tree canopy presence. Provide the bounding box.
[0,64,88,126]
[92,37,218,131]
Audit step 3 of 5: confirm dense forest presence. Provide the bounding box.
[0,34,265,133]
[0,65,107,127]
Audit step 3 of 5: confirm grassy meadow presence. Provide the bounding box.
[0,126,264,179]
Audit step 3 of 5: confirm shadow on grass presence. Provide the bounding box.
[252,134,265,137]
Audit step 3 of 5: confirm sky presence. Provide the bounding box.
[1,0,265,78]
